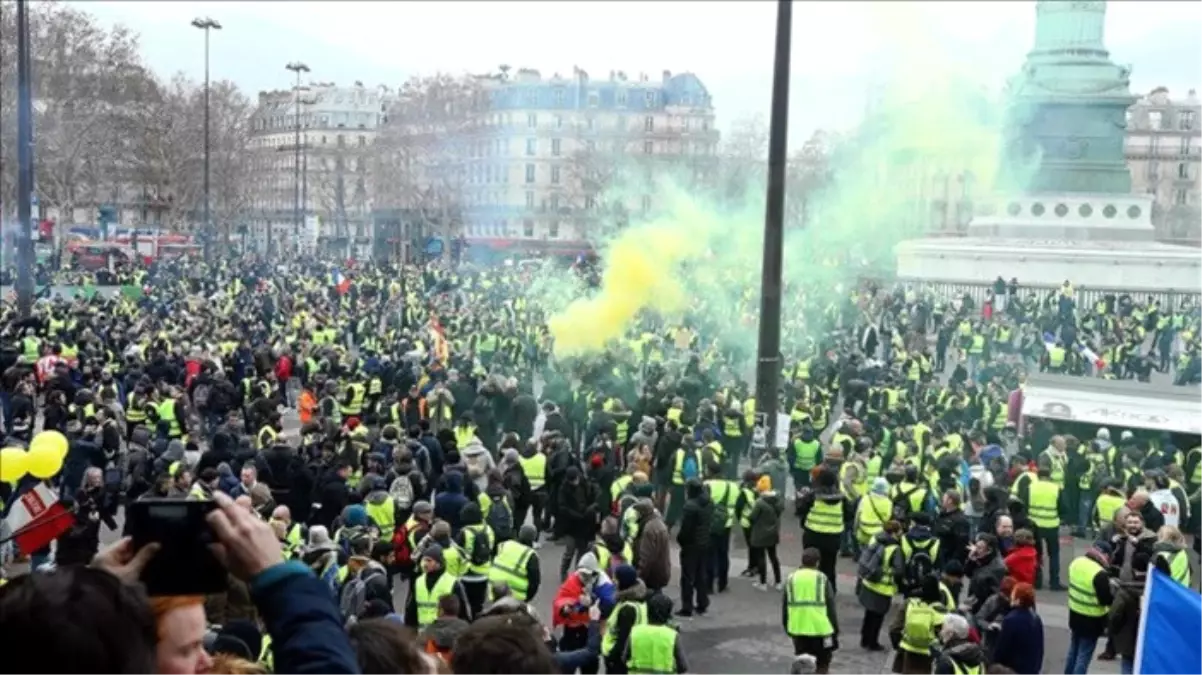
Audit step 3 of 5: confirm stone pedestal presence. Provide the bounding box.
[895,193,1201,292]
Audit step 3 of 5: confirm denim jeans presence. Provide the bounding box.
[1064,632,1098,674]
[1077,491,1096,535]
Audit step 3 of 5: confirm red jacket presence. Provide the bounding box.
[184,359,202,388]
[274,355,293,382]
[1004,544,1038,585]
[552,573,590,628]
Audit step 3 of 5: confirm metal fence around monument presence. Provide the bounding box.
[904,279,1201,310]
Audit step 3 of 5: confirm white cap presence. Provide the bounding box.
[1096,428,1110,440]
[1121,430,1135,441]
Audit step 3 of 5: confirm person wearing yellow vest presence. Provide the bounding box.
[602,563,649,674]
[782,548,839,672]
[932,614,985,674]
[339,381,366,419]
[1045,340,1067,372]
[624,593,687,675]
[270,505,306,560]
[788,426,822,490]
[888,574,946,674]
[489,525,541,601]
[857,520,904,652]
[455,503,496,617]
[798,468,846,591]
[518,444,548,538]
[1064,547,1115,674]
[403,544,470,631]
[1023,467,1065,591]
[854,479,894,546]
[257,416,282,450]
[704,466,740,594]
[1152,526,1192,588]
[155,391,186,441]
[1092,480,1126,533]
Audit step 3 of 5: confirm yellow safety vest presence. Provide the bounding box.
[414,572,459,628]
[462,524,495,576]
[1028,480,1061,529]
[1157,549,1191,587]
[627,624,678,675]
[785,568,834,637]
[158,400,181,437]
[365,496,396,535]
[602,600,647,657]
[126,393,147,423]
[488,540,535,600]
[454,424,477,449]
[856,493,893,544]
[862,544,899,598]
[899,599,944,655]
[804,498,844,534]
[1094,493,1124,526]
[340,383,366,416]
[519,453,546,489]
[969,334,985,355]
[792,439,821,471]
[258,425,278,450]
[1067,557,1108,617]
[723,417,743,438]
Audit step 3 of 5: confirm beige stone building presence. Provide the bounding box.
[1125,87,1201,243]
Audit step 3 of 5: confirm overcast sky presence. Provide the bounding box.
[79,1,1201,146]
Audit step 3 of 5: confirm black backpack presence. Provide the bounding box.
[466,526,492,567]
[903,538,937,591]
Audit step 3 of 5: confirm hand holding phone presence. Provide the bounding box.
[205,492,284,581]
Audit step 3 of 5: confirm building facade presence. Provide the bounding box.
[373,68,719,260]
[247,81,393,256]
[1125,87,1202,243]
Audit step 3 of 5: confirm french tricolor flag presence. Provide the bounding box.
[5,482,74,556]
[331,268,351,295]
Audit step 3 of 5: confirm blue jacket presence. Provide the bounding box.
[991,607,1044,674]
[553,621,602,672]
[434,472,469,534]
[250,561,361,674]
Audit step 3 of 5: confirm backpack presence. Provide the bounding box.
[892,487,919,523]
[339,566,386,626]
[485,493,514,541]
[389,474,415,510]
[709,483,731,535]
[680,449,700,481]
[903,539,937,591]
[857,540,886,582]
[466,526,492,567]
[192,383,211,409]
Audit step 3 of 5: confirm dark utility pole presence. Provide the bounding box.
[286,61,310,255]
[754,0,793,447]
[15,0,35,317]
[192,17,221,260]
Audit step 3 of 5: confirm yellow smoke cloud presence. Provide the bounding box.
[545,5,1026,361]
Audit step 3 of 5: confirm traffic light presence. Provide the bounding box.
[98,204,116,240]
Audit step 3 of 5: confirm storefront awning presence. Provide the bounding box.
[1021,374,1202,435]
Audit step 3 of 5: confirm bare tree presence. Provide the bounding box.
[784,130,834,228]
[714,114,771,201]
[205,80,253,243]
[372,73,486,242]
[0,1,154,224]
[125,73,204,231]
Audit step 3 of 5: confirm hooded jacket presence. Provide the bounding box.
[627,417,659,453]
[676,483,713,551]
[748,491,785,548]
[552,554,616,627]
[634,503,672,590]
[460,439,495,492]
[1003,542,1038,585]
[1108,578,1146,659]
[934,639,985,675]
[605,580,648,662]
[434,472,469,534]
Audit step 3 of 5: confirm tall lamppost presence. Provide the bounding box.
[15,0,35,317]
[754,0,793,447]
[191,17,221,259]
[286,61,310,255]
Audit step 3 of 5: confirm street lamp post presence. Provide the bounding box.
[754,0,793,448]
[15,0,35,318]
[286,62,310,256]
[192,17,221,260]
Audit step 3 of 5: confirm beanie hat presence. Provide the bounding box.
[614,564,639,591]
[424,543,445,567]
[756,475,772,493]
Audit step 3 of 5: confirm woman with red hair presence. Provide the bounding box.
[150,595,213,674]
[991,582,1044,673]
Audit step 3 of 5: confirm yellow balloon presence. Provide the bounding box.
[30,430,69,460]
[26,443,64,480]
[0,446,29,482]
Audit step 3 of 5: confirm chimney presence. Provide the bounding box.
[662,69,672,83]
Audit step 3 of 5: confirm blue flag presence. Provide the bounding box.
[1135,568,1202,674]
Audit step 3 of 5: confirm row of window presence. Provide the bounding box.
[254,111,381,131]
[518,87,658,109]
[1136,109,1198,132]
[249,134,370,149]
[1145,161,1195,181]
